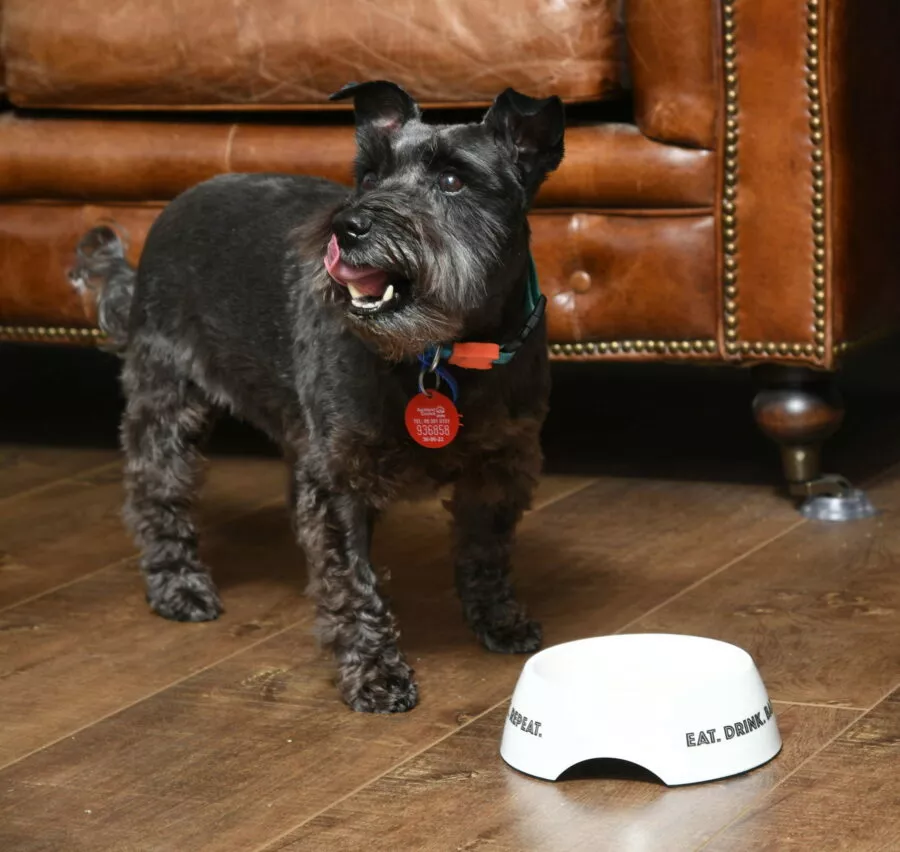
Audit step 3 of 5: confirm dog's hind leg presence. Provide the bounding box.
[451,430,544,655]
[121,344,221,622]
[291,464,416,713]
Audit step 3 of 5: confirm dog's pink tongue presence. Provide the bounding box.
[324,234,388,297]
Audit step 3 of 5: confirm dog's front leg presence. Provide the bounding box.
[292,466,417,713]
[451,443,543,655]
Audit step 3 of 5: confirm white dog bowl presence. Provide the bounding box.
[500,634,781,786]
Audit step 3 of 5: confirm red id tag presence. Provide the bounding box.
[405,391,461,448]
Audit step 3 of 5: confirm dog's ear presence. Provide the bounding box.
[329,80,421,134]
[483,89,565,190]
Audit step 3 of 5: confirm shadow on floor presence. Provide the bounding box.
[556,758,665,786]
[4,337,900,487]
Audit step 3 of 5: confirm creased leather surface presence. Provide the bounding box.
[0,114,234,202]
[540,124,714,207]
[533,212,717,341]
[0,112,236,201]
[3,0,623,108]
[731,0,818,346]
[625,0,717,149]
[0,0,6,98]
[720,0,900,364]
[0,116,715,209]
[0,205,717,347]
[0,203,159,325]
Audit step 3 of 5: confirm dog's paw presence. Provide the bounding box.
[146,569,223,623]
[477,614,542,655]
[342,660,419,714]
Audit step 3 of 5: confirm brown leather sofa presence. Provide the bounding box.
[1,1,899,503]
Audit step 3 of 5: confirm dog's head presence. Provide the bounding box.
[318,80,564,360]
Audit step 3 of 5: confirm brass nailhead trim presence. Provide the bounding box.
[721,0,741,354]
[2,327,853,360]
[806,0,827,360]
[549,340,718,358]
[722,339,845,360]
[0,325,103,343]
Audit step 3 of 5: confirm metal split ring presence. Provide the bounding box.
[418,367,442,397]
[417,346,444,397]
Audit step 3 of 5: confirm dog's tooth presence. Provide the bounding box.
[382,284,395,303]
[347,284,364,300]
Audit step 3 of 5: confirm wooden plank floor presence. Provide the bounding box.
[1,346,899,851]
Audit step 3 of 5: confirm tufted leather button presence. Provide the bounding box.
[568,270,592,293]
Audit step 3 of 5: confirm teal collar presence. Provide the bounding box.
[523,253,542,318]
[423,253,545,369]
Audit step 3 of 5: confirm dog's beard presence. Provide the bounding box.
[301,201,512,362]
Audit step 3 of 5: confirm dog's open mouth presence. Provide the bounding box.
[324,234,403,315]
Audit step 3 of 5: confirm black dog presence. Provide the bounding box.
[71,81,565,713]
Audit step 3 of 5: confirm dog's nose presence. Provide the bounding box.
[333,210,372,245]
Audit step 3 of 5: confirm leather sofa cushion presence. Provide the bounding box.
[2,0,625,109]
[0,203,718,353]
[535,212,717,343]
[0,114,715,209]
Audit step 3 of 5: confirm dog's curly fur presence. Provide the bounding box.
[72,81,564,713]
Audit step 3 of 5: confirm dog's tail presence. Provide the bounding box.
[69,225,136,354]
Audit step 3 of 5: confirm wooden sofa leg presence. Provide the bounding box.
[751,366,876,521]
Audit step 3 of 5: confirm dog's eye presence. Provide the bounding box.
[360,172,378,191]
[438,172,464,194]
